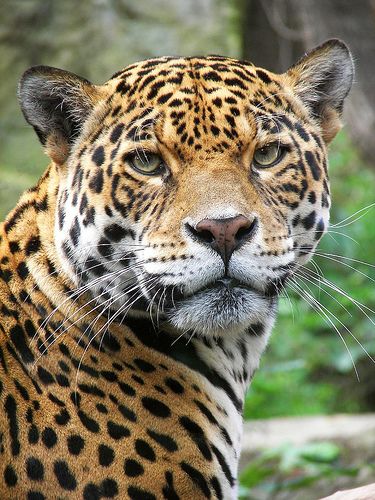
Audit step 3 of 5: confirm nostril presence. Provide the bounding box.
[235,218,258,243]
[185,223,215,244]
[197,229,215,244]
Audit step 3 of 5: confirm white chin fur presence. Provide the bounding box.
[167,286,275,337]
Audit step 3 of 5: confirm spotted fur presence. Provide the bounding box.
[0,40,353,499]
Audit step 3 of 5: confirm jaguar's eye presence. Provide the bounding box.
[253,143,284,168]
[127,152,165,175]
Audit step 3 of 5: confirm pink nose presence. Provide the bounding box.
[186,215,258,267]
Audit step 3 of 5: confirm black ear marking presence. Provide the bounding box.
[18,65,97,146]
[286,39,354,141]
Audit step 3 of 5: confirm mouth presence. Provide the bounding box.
[184,275,286,300]
[164,275,278,337]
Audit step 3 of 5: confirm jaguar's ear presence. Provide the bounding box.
[286,39,354,143]
[18,66,101,164]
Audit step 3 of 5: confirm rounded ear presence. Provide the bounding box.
[18,66,101,164]
[285,39,354,143]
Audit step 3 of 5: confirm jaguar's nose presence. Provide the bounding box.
[186,215,258,267]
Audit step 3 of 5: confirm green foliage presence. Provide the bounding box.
[0,130,46,218]
[239,441,359,499]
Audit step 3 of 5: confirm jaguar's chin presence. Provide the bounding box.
[166,279,278,337]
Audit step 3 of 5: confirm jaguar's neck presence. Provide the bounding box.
[124,315,275,412]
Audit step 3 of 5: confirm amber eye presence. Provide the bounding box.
[127,152,165,175]
[253,143,284,168]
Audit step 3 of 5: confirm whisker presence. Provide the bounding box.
[289,278,360,381]
[330,202,375,229]
[292,272,375,366]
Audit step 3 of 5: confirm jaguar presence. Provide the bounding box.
[0,39,353,499]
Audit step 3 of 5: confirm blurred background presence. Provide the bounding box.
[0,1,374,498]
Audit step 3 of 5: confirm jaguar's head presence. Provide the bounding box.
[18,40,353,337]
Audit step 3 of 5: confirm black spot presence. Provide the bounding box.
[147,429,178,452]
[305,150,321,180]
[41,427,57,448]
[115,404,136,424]
[24,319,36,338]
[101,333,121,352]
[162,471,180,500]
[89,168,104,194]
[203,71,222,82]
[315,218,325,240]
[210,476,223,500]
[110,123,124,143]
[4,395,20,455]
[127,486,156,500]
[9,241,20,253]
[56,373,70,387]
[101,478,118,497]
[135,438,156,461]
[211,444,235,486]
[53,460,77,491]
[194,399,232,446]
[17,261,29,279]
[116,80,131,94]
[308,191,316,204]
[134,358,156,372]
[98,237,113,258]
[84,257,105,277]
[78,383,105,398]
[83,483,100,500]
[37,366,54,385]
[124,458,144,477]
[25,236,41,255]
[157,92,173,104]
[101,370,117,382]
[295,122,310,142]
[28,424,39,444]
[78,409,100,433]
[107,420,130,440]
[4,464,17,486]
[98,443,114,466]
[210,125,220,136]
[55,408,70,425]
[14,379,30,400]
[147,80,166,99]
[180,461,211,498]
[104,223,128,241]
[92,146,105,166]
[27,492,45,500]
[256,69,272,84]
[69,216,81,247]
[118,381,136,397]
[224,76,247,90]
[302,210,316,230]
[9,325,34,364]
[96,403,108,414]
[67,434,85,455]
[179,416,212,460]
[142,397,171,418]
[26,457,44,481]
[165,377,184,394]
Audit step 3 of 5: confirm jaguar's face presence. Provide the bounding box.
[19,42,353,337]
[55,60,330,338]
